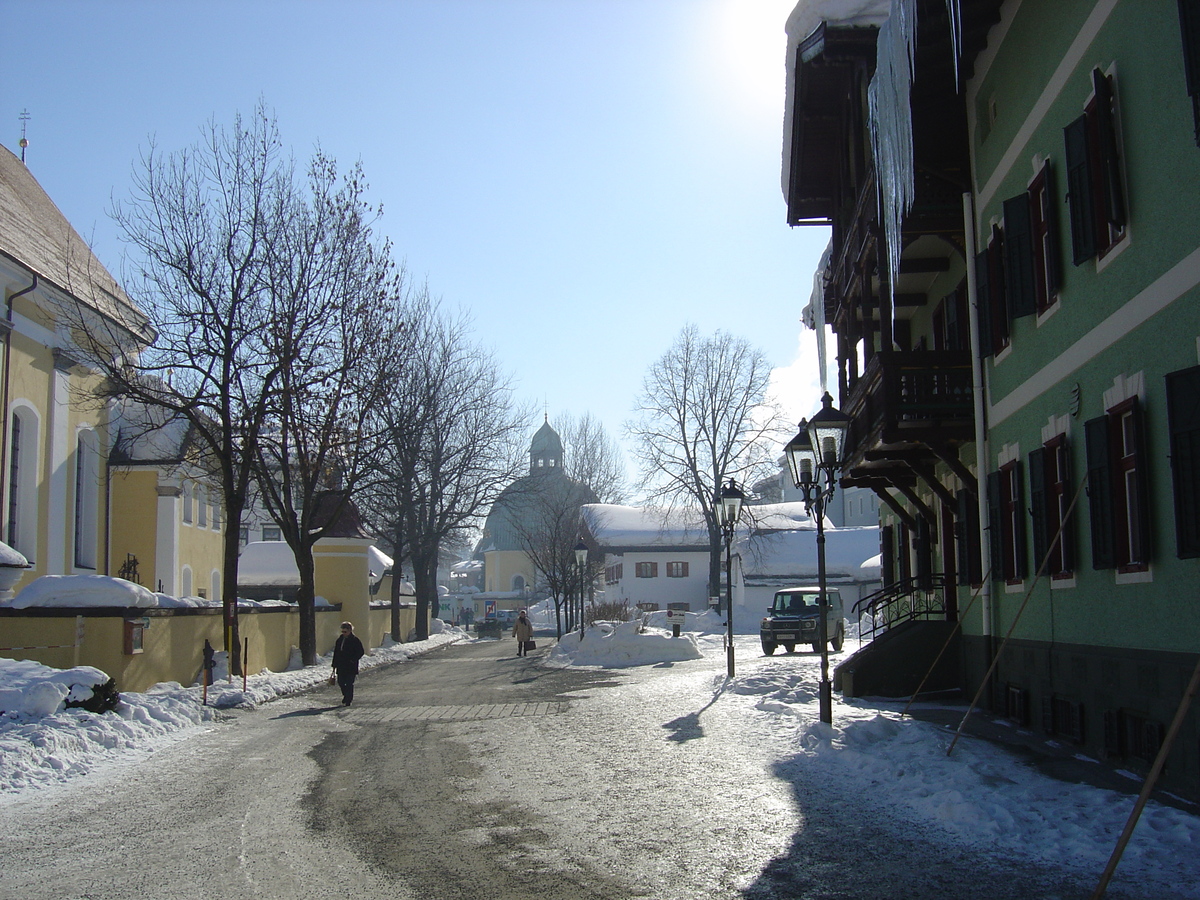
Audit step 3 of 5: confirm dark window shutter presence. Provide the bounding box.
[916,516,932,590]
[1180,0,1200,95]
[955,489,982,586]
[1003,192,1037,318]
[1127,397,1152,565]
[1040,160,1062,297]
[1064,114,1097,265]
[1092,69,1126,229]
[1166,365,1200,557]
[1179,0,1200,144]
[881,524,895,587]
[1012,463,1027,579]
[987,471,1004,581]
[1029,447,1048,573]
[974,248,993,358]
[1060,442,1077,572]
[1086,415,1116,569]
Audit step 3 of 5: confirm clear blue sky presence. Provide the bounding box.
[2,0,832,477]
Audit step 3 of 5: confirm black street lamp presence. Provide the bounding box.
[784,391,851,725]
[718,479,746,678]
[575,540,589,640]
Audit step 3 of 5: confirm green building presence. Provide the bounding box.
[784,0,1200,798]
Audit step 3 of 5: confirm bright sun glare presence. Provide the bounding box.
[704,0,798,118]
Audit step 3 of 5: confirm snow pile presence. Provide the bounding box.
[546,618,705,668]
[3,574,172,608]
[0,659,112,716]
[0,625,467,793]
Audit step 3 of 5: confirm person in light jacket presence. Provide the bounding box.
[512,610,534,657]
[332,621,365,705]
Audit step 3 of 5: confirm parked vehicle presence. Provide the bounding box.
[760,587,844,655]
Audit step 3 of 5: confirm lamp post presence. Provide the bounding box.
[784,391,851,725]
[718,479,746,678]
[575,540,589,640]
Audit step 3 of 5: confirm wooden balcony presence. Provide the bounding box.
[842,350,975,472]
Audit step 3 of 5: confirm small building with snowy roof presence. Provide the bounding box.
[579,504,713,611]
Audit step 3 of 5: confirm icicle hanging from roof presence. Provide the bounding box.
[866,0,962,339]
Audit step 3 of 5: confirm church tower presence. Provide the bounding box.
[529,416,563,474]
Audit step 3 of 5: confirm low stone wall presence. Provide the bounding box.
[0,602,422,693]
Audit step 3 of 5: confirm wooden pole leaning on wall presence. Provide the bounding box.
[947,477,1087,757]
[1090,655,1200,899]
[243,637,248,692]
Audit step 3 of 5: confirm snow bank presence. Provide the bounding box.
[546,619,704,668]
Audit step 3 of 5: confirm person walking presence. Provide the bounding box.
[331,621,365,706]
[513,609,534,657]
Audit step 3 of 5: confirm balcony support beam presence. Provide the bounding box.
[927,442,978,496]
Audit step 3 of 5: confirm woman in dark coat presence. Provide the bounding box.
[331,621,365,705]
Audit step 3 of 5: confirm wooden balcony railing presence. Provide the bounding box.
[843,350,974,465]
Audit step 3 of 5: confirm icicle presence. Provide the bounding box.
[867,0,963,337]
[868,0,918,341]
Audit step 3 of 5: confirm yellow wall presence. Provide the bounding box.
[314,538,372,631]
[108,468,160,587]
[0,603,420,694]
[484,549,536,593]
[4,325,115,592]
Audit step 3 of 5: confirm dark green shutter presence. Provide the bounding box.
[1127,397,1152,565]
[1064,114,1097,265]
[987,471,1003,581]
[1181,0,1200,94]
[1179,0,1200,144]
[1040,160,1062,297]
[1003,192,1037,318]
[1012,464,1027,579]
[1086,415,1116,569]
[1092,69,1126,230]
[916,516,932,590]
[1029,447,1048,573]
[1166,365,1200,557]
[881,524,895,587]
[1060,443,1076,572]
[974,248,993,357]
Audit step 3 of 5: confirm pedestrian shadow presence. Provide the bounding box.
[273,705,343,718]
[662,684,723,743]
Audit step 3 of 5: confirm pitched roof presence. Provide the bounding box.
[0,143,149,336]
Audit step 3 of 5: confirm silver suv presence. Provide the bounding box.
[760,587,845,655]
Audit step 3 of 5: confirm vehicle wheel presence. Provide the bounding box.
[782,643,796,653]
[761,640,777,656]
[831,622,845,652]
[811,642,822,654]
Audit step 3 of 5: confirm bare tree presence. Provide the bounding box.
[249,151,408,666]
[69,104,291,673]
[506,464,598,638]
[626,324,785,604]
[364,298,528,641]
[555,412,627,504]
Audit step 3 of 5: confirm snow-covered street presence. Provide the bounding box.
[2,616,1198,899]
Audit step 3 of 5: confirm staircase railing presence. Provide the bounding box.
[851,574,951,643]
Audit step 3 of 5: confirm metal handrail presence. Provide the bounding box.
[852,574,951,642]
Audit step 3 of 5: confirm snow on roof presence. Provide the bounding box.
[368,545,392,581]
[782,0,891,200]
[238,541,300,587]
[582,504,710,549]
[741,524,880,580]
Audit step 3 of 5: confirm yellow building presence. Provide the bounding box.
[0,142,221,602]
